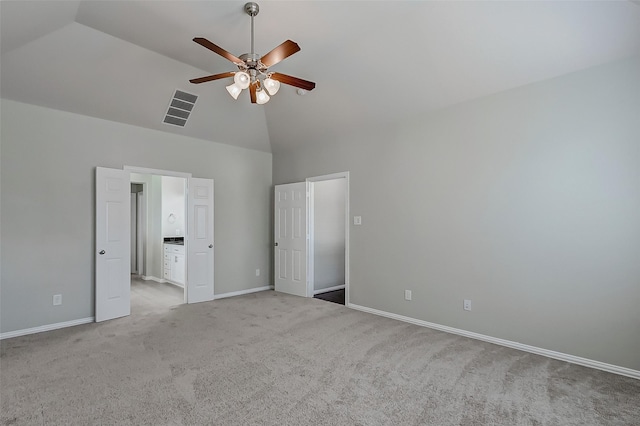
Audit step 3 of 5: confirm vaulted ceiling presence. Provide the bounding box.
[2,1,640,154]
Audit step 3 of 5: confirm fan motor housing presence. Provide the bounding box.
[239,53,260,68]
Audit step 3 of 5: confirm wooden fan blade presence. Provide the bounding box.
[189,72,235,84]
[193,37,244,65]
[270,72,316,91]
[249,82,257,103]
[260,40,300,68]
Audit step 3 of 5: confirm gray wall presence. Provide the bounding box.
[0,99,272,333]
[130,173,152,277]
[273,56,640,371]
[313,179,346,292]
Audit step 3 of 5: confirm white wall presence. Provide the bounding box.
[161,176,186,238]
[0,100,272,333]
[273,56,640,371]
[313,179,346,292]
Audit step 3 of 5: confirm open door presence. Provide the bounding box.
[187,177,214,303]
[96,167,131,322]
[274,182,308,297]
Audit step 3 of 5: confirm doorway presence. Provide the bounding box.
[273,172,349,305]
[130,173,186,309]
[96,166,215,323]
[308,174,348,306]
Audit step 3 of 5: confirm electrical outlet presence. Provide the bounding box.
[255,268,260,277]
[53,294,62,306]
[353,216,362,225]
[463,299,471,311]
[405,290,412,301]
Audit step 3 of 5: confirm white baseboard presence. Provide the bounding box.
[348,303,640,380]
[140,275,165,283]
[215,286,272,300]
[0,317,95,340]
[313,284,345,295]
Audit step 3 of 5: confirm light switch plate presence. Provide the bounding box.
[353,216,362,225]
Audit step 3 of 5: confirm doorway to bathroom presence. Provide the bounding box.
[130,173,187,311]
[95,166,215,322]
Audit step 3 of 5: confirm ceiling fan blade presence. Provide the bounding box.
[260,40,300,68]
[189,72,235,84]
[270,73,316,91]
[250,82,257,103]
[193,37,244,65]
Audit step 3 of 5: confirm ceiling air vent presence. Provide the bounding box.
[163,90,198,127]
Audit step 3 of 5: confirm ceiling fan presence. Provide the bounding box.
[189,2,316,104]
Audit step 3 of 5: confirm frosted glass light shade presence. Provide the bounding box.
[226,83,242,100]
[233,71,251,89]
[263,77,280,95]
[256,89,270,105]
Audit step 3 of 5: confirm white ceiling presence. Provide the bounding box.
[2,1,640,153]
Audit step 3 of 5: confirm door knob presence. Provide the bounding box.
[209,244,213,248]
[99,250,105,255]
[274,242,278,247]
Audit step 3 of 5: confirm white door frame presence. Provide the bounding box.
[130,192,138,273]
[137,191,144,277]
[306,172,350,305]
[129,180,147,277]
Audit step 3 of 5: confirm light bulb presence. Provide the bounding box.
[233,71,250,89]
[226,83,242,100]
[263,77,280,95]
[256,89,270,105]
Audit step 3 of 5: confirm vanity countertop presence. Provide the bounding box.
[163,237,184,245]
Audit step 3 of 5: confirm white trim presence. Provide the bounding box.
[307,182,315,297]
[348,303,640,380]
[123,165,192,179]
[0,317,95,340]
[306,172,349,182]
[214,286,272,300]
[137,191,144,277]
[141,275,166,283]
[314,285,345,295]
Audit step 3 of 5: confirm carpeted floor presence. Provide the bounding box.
[1,290,639,425]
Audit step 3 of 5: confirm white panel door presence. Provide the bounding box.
[187,178,214,303]
[274,182,308,297]
[96,167,131,322]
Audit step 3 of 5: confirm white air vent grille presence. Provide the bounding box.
[163,90,198,127]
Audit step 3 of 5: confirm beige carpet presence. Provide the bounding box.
[1,290,638,425]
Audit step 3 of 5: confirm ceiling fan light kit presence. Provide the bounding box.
[225,83,242,100]
[189,2,315,104]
